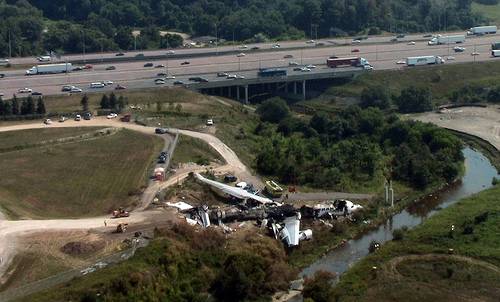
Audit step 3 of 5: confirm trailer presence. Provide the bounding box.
[468,25,497,35]
[26,63,72,75]
[492,42,500,51]
[428,35,465,45]
[492,50,500,57]
[326,57,371,68]
[406,56,444,66]
[258,68,287,77]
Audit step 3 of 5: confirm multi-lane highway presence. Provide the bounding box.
[1,31,500,99]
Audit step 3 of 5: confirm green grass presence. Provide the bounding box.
[0,127,102,152]
[472,2,500,24]
[171,135,225,166]
[0,128,163,219]
[331,184,500,301]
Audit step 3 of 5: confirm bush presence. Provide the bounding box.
[256,97,290,123]
[396,86,433,113]
[303,271,336,302]
[392,228,405,241]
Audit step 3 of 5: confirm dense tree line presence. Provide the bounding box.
[255,99,463,190]
[99,93,127,112]
[0,95,46,116]
[0,0,485,57]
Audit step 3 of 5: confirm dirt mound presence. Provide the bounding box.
[60,241,105,256]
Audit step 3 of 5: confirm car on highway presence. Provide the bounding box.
[83,64,93,69]
[155,64,165,68]
[471,52,480,56]
[352,39,361,44]
[423,34,433,38]
[217,72,228,77]
[90,82,105,88]
[115,84,126,90]
[454,46,466,52]
[70,87,83,93]
[0,92,4,97]
[351,49,360,53]
[135,53,145,57]
[155,78,166,85]
[306,40,315,44]
[364,65,374,70]
[107,113,118,119]
[75,114,82,121]
[31,91,43,96]
[44,119,52,125]
[289,61,299,66]
[18,87,32,93]
[144,62,154,67]
[284,54,293,59]
[316,42,325,46]
[103,80,113,86]
[165,75,176,79]
[407,41,416,45]
[0,74,4,78]
[251,46,260,50]
[236,75,245,79]
[446,56,456,61]
[181,61,190,65]
[300,67,311,72]
[396,33,405,38]
[115,52,125,56]
[390,38,398,42]
[62,85,74,92]
[166,50,175,55]
[293,67,302,71]
[73,66,83,71]
[272,43,280,49]
[240,45,248,49]
[396,60,406,65]
[173,80,184,85]
[157,72,167,77]
[329,55,339,59]
[106,66,116,70]
[306,64,316,69]
[237,53,246,57]
[227,74,237,79]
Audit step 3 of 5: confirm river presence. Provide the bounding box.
[300,147,499,279]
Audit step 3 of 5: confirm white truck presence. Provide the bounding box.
[492,50,500,57]
[26,63,72,75]
[406,56,444,66]
[428,35,465,45]
[468,25,497,35]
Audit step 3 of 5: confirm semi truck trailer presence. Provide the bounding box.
[468,25,497,35]
[492,50,500,57]
[326,57,371,68]
[428,35,465,45]
[26,63,72,75]
[406,56,444,66]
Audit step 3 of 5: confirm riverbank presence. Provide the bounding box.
[329,181,500,301]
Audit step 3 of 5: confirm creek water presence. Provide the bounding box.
[300,147,499,278]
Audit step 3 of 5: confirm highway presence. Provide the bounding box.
[1,31,500,99]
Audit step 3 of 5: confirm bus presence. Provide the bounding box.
[264,180,284,198]
[258,68,287,77]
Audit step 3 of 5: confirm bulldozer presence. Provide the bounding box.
[112,207,130,218]
[116,223,128,233]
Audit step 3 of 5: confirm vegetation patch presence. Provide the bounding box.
[171,135,224,166]
[0,128,163,219]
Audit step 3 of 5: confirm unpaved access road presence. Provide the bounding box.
[412,106,500,151]
[0,117,258,282]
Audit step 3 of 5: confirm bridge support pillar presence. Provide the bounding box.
[244,85,249,104]
[302,80,306,100]
[236,86,240,101]
[293,82,297,94]
[285,82,288,93]
[228,86,232,98]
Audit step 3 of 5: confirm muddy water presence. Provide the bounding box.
[301,147,499,278]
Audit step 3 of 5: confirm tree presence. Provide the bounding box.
[256,97,290,123]
[396,86,433,113]
[11,96,20,115]
[175,103,182,112]
[360,85,390,109]
[36,97,46,115]
[303,271,336,302]
[20,96,35,115]
[109,93,117,109]
[100,94,110,109]
[81,94,89,112]
[116,96,125,112]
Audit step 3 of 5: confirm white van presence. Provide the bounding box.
[90,82,105,88]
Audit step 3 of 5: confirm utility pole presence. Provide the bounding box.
[8,30,12,58]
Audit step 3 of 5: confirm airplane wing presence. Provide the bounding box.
[195,173,278,205]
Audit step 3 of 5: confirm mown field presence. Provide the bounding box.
[330,184,500,302]
[171,135,224,167]
[472,2,500,24]
[0,128,163,219]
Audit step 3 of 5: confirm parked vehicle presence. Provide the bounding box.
[155,128,168,134]
[75,114,82,121]
[120,114,131,122]
[107,113,118,119]
[468,25,497,35]
[83,112,92,120]
[44,119,52,125]
[206,119,214,126]
[59,116,66,122]
[428,35,465,45]
[26,63,72,75]
[406,56,444,66]
[327,57,371,68]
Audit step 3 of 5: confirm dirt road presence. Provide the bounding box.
[0,117,259,282]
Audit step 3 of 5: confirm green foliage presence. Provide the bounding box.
[360,85,390,109]
[396,86,433,113]
[255,106,462,190]
[303,271,336,302]
[256,97,290,123]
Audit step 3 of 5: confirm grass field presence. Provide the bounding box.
[171,135,224,166]
[331,184,500,302]
[303,60,500,111]
[0,128,163,219]
[472,2,500,24]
